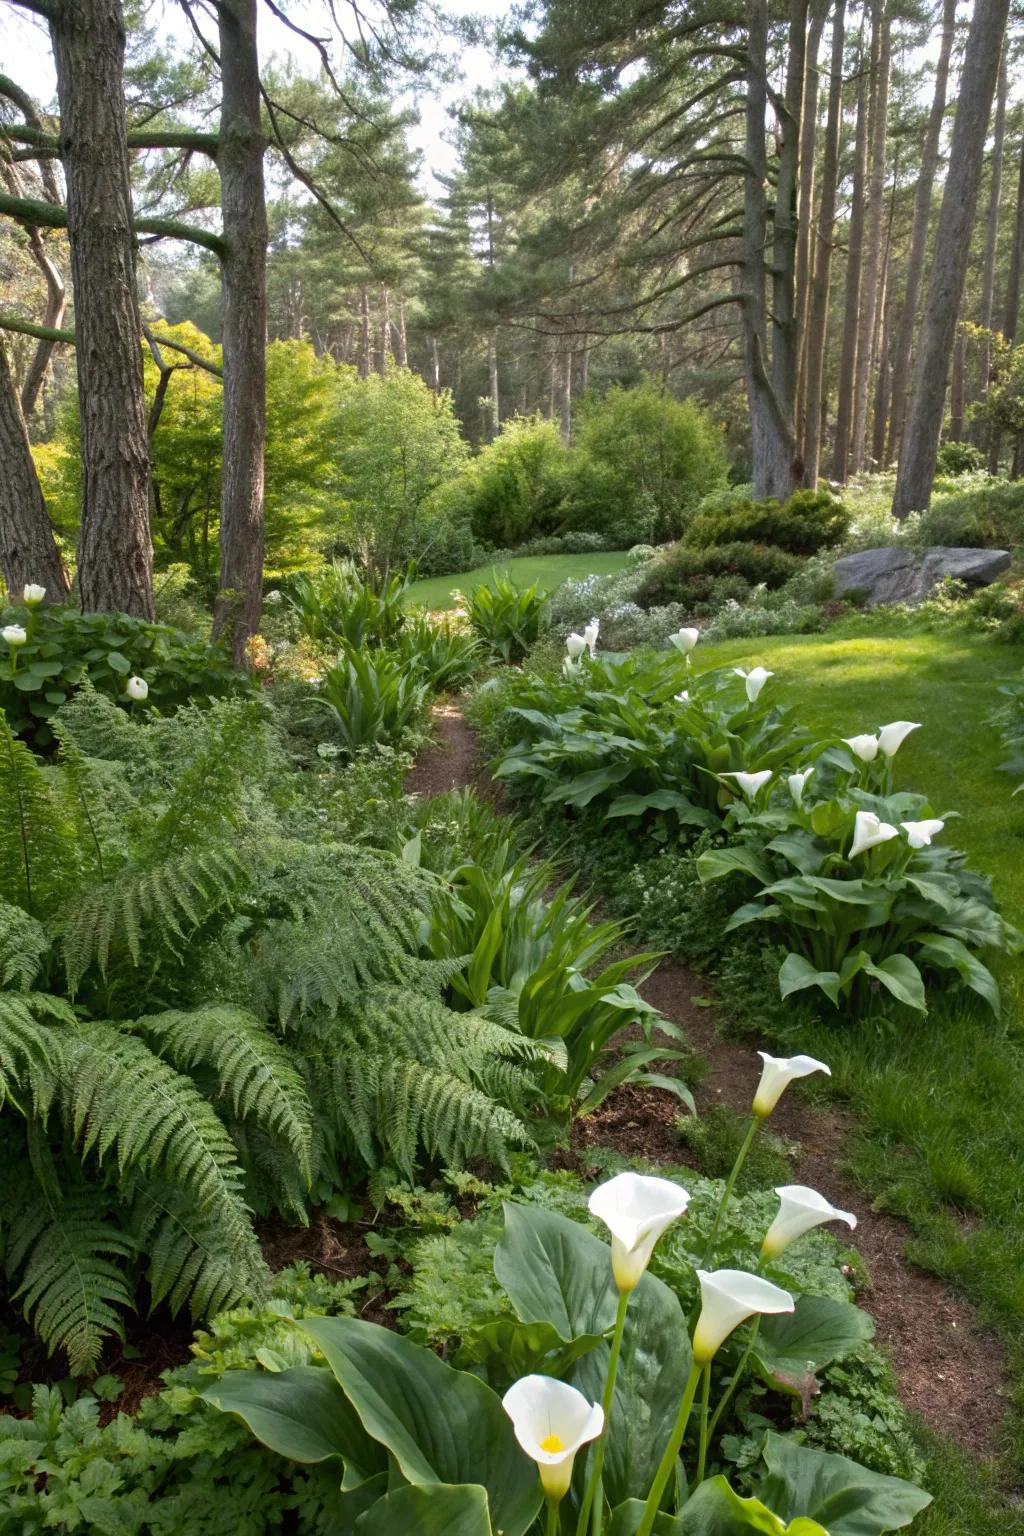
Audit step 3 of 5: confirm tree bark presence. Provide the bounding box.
[1003,131,1024,343]
[978,42,1008,434]
[802,0,846,486]
[893,0,1010,518]
[488,331,500,437]
[950,322,966,441]
[831,22,869,481]
[49,0,152,617]
[851,0,890,472]
[793,0,829,440]
[0,342,70,601]
[358,287,371,378]
[212,0,267,664]
[771,0,807,439]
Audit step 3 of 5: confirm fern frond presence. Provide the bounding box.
[0,708,77,916]
[142,700,267,853]
[0,991,70,1117]
[128,1176,267,1319]
[0,900,49,988]
[139,1005,313,1182]
[54,685,155,768]
[51,723,135,884]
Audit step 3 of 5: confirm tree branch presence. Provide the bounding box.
[0,311,224,375]
[0,188,226,255]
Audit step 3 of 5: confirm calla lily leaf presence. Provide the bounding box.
[765,833,828,875]
[697,846,776,886]
[916,932,1001,1015]
[757,1431,932,1535]
[725,900,786,934]
[300,1317,541,1536]
[779,954,841,1007]
[861,953,927,1012]
[455,1315,604,1390]
[752,1296,875,1414]
[495,1201,617,1343]
[609,1477,828,1534]
[354,1482,492,1534]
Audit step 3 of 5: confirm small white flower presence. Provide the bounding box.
[761,1185,857,1260]
[22,584,46,606]
[3,625,27,648]
[692,1269,794,1362]
[583,619,599,657]
[734,665,773,702]
[848,809,899,859]
[843,733,879,763]
[565,632,587,659]
[502,1376,604,1502]
[721,769,772,799]
[125,676,149,702]
[878,721,920,757]
[669,627,700,656]
[753,1051,831,1118]
[588,1171,690,1292]
[901,818,944,849]
[675,690,691,704]
[264,589,283,604]
[787,767,814,807]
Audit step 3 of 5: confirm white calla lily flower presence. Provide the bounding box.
[692,1269,794,1362]
[588,1171,690,1292]
[675,690,690,704]
[3,625,27,647]
[848,809,899,859]
[583,619,600,657]
[22,584,46,606]
[843,733,879,763]
[901,817,944,848]
[669,627,700,656]
[565,632,587,659]
[721,769,772,799]
[734,665,773,702]
[752,1051,831,1118]
[761,1185,857,1260]
[563,657,583,679]
[878,720,920,757]
[502,1375,604,1501]
[787,767,814,807]
[126,676,149,702]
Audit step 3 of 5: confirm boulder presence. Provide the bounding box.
[832,546,1011,607]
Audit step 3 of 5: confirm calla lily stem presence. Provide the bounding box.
[706,1316,760,1442]
[634,1361,702,1536]
[577,1288,630,1536]
[696,1362,711,1485]
[547,1498,560,1536]
[700,1114,759,1267]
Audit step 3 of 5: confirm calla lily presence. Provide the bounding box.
[565,632,587,659]
[734,665,773,702]
[752,1051,831,1117]
[22,584,45,606]
[502,1375,604,1502]
[563,657,583,679]
[3,625,27,647]
[878,720,920,757]
[669,627,700,656]
[848,809,898,859]
[126,676,149,702]
[843,733,879,763]
[760,1184,857,1260]
[692,1269,794,1362]
[588,1171,690,1292]
[901,817,944,848]
[675,689,691,704]
[583,618,600,657]
[787,767,813,807]
[721,769,772,799]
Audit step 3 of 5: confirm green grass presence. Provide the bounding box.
[405,551,631,611]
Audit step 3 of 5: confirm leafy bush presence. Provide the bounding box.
[432,416,573,548]
[685,490,849,558]
[308,643,430,753]
[917,478,1024,548]
[0,600,245,748]
[464,571,551,661]
[935,441,985,476]
[284,559,411,650]
[393,613,483,692]
[636,543,803,611]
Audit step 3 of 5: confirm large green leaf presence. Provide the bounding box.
[916,932,1001,1016]
[494,1200,617,1343]
[610,1479,829,1535]
[779,953,841,1007]
[202,1365,385,1486]
[355,1483,492,1534]
[301,1316,541,1536]
[697,846,775,886]
[753,1296,874,1411]
[861,954,926,1012]
[757,1432,932,1535]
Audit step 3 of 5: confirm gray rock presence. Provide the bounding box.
[832,546,1011,607]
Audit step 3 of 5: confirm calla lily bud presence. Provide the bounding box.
[752,1051,831,1118]
[721,769,772,799]
[563,657,583,679]
[22,584,46,606]
[126,676,149,702]
[901,818,944,849]
[669,627,700,655]
[787,767,813,807]
[848,809,898,859]
[3,625,27,648]
[843,733,879,763]
[877,720,920,757]
[583,619,600,656]
[566,632,587,659]
[588,1171,690,1292]
[502,1375,604,1502]
[692,1269,794,1362]
[760,1185,857,1260]
[734,665,773,702]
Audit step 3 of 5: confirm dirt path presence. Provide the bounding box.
[411,704,1012,1461]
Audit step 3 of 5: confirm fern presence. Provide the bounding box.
[128,1176,266,1320]
[0,991,67,1116]
[0,708,76,916]
[0,901,49,989]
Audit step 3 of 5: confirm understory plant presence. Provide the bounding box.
[990,668,1024,793]
[308,641,431,753]
[284,558,412,650]
[464,571,552,662]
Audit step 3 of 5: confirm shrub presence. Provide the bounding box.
[308,642,430,752]
[636,542,803,610]
[393,614,483,692]
[284,559,411,650]
[917,477,1024,548]
[464,571,551,661]
[432,416,573,548]
[935,440,985,476]
[685,489,849,557]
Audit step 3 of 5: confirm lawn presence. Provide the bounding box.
[405,550,631,609]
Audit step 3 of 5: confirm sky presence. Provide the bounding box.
[0,0,508,197]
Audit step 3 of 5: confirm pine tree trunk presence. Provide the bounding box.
[430,336,441,394]
[892,0,1010,518]
[771,0,807,443]
[1003,133,1024,343]
[885,0,956,464]
[213,0,267,664]
[394,295,408,367]
[950,324,966,441]
[49,0,152,618]
[832,23,869,481]
[358,288,371,378]
[488,331,500,436]
[802,0,846,485]
[851,1,890,472]
[559,348,572,442]
[0,343,70,601]
[794,0,829,437]
[376,287,390,373]
[978,43,1008,435]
